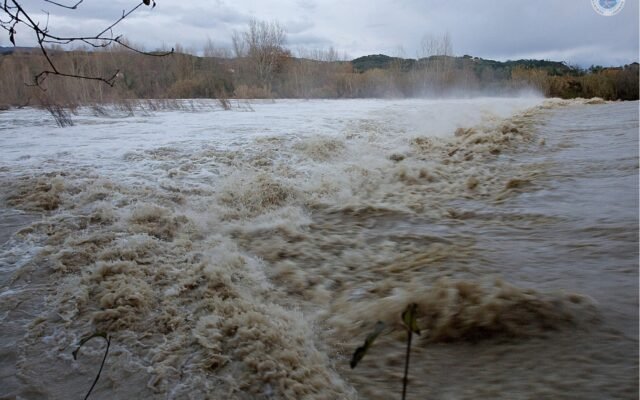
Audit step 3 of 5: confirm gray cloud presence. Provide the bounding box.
[283,18,314,35]
[287,32,332,48]
[178,6,252,29]
[4,0,638,66]
[296,0,317,11]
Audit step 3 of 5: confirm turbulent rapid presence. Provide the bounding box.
[0,98,637,399]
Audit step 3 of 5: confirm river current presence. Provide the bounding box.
[0,98,637,399]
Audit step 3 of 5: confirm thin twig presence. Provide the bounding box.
[83,335,111,400]
[30,68,120,87]
[402,329,412,400]
[95,2,144,38]
[2,0,171,87]
[43,0,83,9]
[115,36,173,56]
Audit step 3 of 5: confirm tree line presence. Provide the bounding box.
[0,19,637,108]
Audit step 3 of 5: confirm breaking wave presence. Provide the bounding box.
[1,97,633,399]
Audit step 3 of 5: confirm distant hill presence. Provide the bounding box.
[0,46,597,78]
[0,46,636,103]
[350,54,415,72]
[0,46,36,55]
[351,54,577,76]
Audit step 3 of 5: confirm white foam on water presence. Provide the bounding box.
[1,97,635,399]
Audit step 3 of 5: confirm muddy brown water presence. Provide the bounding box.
[0,99,637,399]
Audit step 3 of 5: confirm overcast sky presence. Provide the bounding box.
[5,0,639,66]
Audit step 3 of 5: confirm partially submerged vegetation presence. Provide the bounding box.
[351,304,421,400]
[0,20,637,109]
[352,54,639,101]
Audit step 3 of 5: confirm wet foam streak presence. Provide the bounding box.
[0,98,637,399]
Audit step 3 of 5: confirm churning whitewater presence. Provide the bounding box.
[0,98,637,399]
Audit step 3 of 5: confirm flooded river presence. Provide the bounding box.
[0,98,637,399]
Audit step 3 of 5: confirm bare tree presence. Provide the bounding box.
[241,19,288,90]
[0,0,172,87]
[231,30,246,58]
[203,37,231,59]
[418,33,453,59]
[290,47,343,98]
[415,32,454,94]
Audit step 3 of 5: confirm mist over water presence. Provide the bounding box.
[0,98,637,399]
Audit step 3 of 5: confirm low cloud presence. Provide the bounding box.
[4,0,638,66]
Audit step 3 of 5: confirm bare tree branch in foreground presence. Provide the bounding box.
[1,0,173,88]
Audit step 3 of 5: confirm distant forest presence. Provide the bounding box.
[0,21,638,107]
